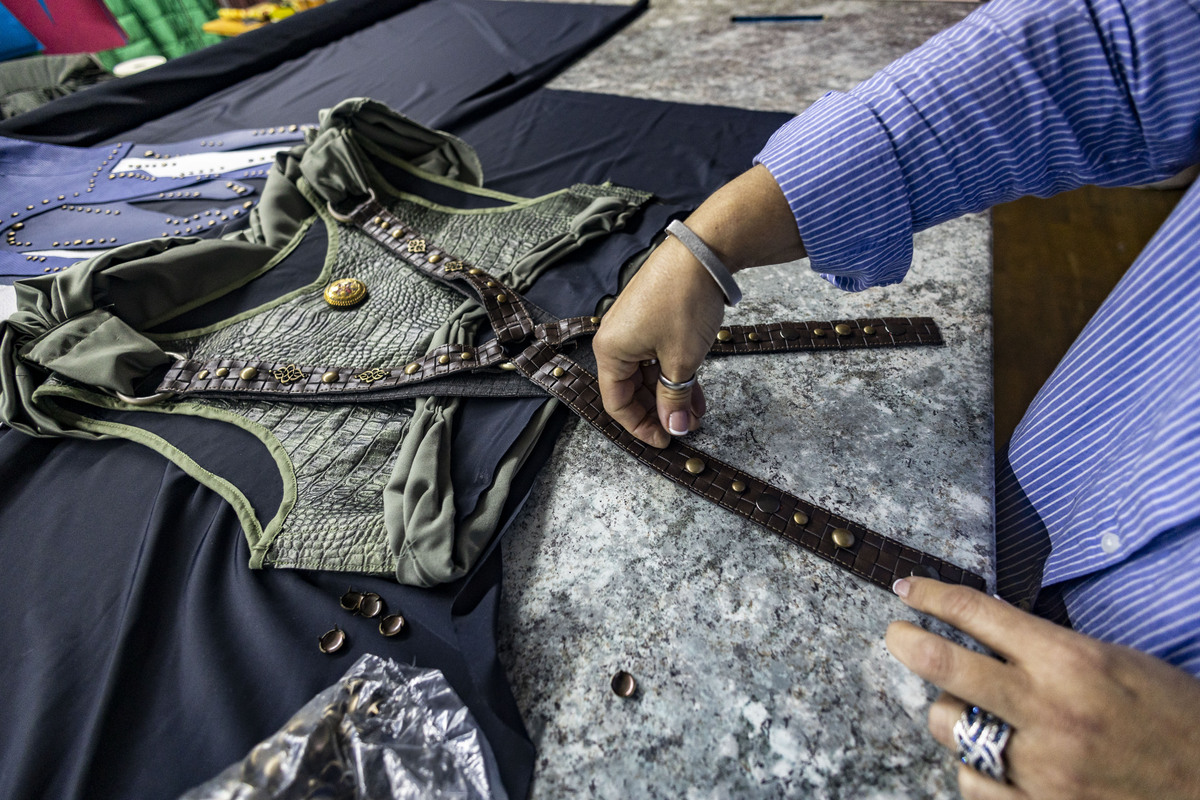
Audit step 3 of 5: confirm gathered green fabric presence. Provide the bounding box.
[0,98,650,586]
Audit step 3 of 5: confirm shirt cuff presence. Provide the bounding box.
[754,91,914,292]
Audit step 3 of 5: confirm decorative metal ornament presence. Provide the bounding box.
[323,278,368,308]
[318,626,346,654]
[611,671,637,698]
[271,364,305,385]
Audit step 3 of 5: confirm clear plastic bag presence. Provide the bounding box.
[180,654,503,800]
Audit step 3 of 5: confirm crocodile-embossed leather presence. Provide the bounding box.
[199,199,985,592]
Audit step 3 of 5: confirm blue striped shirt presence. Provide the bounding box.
[756,0,1200,674]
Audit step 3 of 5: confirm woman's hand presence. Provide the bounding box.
[887,577,1200,799]
[593,165,804,448]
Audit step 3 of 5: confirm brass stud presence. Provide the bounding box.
[499,362,518,371]
[863,325,876,335]
[468,268,483,275]
[322,371,340,383]
[793,511,809,526]
[495,293,508,303]
[716,329,732,342]
[831,528,855,548]
[552,366,565,378]
[485,280,497,288]
[391,229,403,239]
[684,457,705,475]
[373,217,383,226]
[812,328,826,338]
[239,367,259,381]
[611,671,637,698]
[404,363,420,375]
[85,239,94,245]
[747,332,761,342]
[589,316,601,325]
[460,351,474,361]
[730,480,746,493]
[11,222,22,231]
[756,495,780,514]
[379,614,406,637]
[834,323,853,336]
[780,328,800,340]
[215,367,230,378]
[437,355,450,365]
[427,253,441,263]
[318,627,346,654]
[196,369,210,380]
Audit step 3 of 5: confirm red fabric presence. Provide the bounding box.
[0,0,125,54]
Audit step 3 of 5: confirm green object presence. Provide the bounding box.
[1,98,651,586]
[0,53,113,119]
[98,0,222,70]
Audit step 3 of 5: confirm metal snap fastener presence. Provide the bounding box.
[611,670,637,698]
[318,626,346,654]
[379,613,406,637]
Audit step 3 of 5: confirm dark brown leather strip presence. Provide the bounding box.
[162,198,984,592]
[510,339,984,591]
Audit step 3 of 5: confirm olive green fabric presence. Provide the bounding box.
[0,98,650,587]
[0,54,113,120]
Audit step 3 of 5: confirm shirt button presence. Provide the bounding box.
[1100,532,1122,554]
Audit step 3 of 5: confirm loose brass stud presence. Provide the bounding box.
[611,671,637,698]
[835,323,853,336]
[322,371,341,384]
[318,627,346,654]
[196,369,210,380]
[404,363,420,375]
[730,480,746,493]
[793,511,809,526]
[552,366,565,378]
[684,457,705,475]
[437,355,450,365]
[716,329,732,342]
[239,367,259,381]
[831,528,855,548]
[215,367,230,378]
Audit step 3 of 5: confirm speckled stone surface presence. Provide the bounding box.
[496,0,991,797]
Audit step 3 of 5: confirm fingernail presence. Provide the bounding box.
[892,578,910,598]
[668,411,690,436]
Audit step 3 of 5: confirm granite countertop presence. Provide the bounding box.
[497,1,993,796]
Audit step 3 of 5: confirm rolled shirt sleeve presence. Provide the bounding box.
[756,0,1200,290]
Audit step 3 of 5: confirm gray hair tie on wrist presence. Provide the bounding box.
[665,219,743,306]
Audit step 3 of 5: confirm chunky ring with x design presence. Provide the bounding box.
[658,372,697,391]
[953,705,1013,783]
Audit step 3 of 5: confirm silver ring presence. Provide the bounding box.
[953,705,1012,783]
[658,373,697,391]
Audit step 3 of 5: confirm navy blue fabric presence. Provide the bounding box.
[0,4,792,800]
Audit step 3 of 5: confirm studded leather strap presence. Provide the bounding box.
[161,198,985,592]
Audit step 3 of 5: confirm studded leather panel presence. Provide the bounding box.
[184,200,984,591]
[159,185,651,575]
